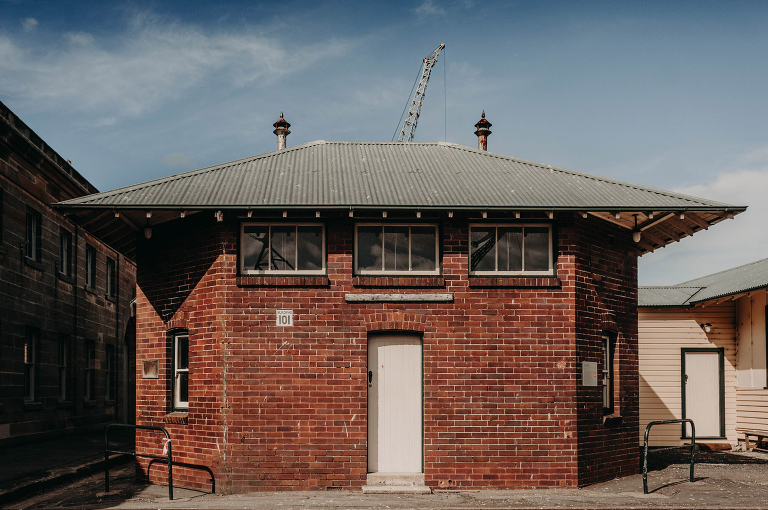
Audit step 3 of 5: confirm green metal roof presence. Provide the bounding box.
[639,258,768,307]
[57,141,738,211]
[54,140,746,260]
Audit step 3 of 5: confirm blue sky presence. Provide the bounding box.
[2,0,767,284]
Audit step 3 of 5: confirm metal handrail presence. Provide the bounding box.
[105,423,174,500]
[642,419,695,494]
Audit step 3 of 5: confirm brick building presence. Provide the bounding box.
[57,114,744,492]
[0,101,137,445]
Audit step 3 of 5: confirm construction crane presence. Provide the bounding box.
[396,43,445,142]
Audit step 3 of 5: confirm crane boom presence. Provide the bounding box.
[397,43,445,142]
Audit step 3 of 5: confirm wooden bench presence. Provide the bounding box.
[737,429,768,451]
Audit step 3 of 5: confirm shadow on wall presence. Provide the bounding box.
[137,215,224,322]
[639,373,679,446]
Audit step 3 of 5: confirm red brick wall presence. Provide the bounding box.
[135,211,639,493]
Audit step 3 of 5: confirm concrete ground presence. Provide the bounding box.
[3,430,768,509]
[112,455,768,509]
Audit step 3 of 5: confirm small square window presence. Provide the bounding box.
[355,224,439,275]
[173,332,189,410]
[26,208,42,262]
[240,223,325,275]
[85,245,96,288]
[469,224,553,275]
[59,229,73,277]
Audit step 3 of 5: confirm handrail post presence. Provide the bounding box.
[104,424,111,493]
[642,419,696,494]
[104,423,175,500]
[689,420,696,483]
[167,438,173,500]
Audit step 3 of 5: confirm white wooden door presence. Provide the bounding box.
[684,351,721,437]
[368,334,422,473]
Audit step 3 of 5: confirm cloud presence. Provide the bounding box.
[21,18,37,32]
[639,163,768,285]
[0,11,348,123]
[415,0,445,16]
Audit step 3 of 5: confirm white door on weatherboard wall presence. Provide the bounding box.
[683,350,721,437]
[368,334,422,473]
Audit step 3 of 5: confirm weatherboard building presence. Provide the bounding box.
[57,114,744,492]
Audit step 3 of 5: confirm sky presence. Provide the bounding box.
[1,0,768,285]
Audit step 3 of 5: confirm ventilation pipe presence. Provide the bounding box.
[474,111,492,151]
[273,112,291,150]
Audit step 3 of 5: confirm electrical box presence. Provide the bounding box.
[582,361,598,386]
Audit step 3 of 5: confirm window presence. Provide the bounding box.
[58,334,71,401]
[24,327,39,401]
[602,335,615,415]
[240,223,325,275]
[105,344,115,400]
[85,245,96,288]
[59,229,73,277]
[172,332,189,410]
[106,257,117,298]
[469,224,553,275]
[25,208,42,262]
[355,224,439,275]
[0,188,4,243]
[85,340,96,400]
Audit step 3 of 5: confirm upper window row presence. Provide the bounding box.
[239,222,554,277]
[22,207,117,295]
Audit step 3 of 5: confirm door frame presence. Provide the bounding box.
[367,331,424,473]
[680,347,725,439]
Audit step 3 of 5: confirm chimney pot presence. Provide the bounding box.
[273,111,291,150]
[474,110,492,151]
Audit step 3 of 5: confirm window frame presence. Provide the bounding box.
[239,222,326,276]
[59,228,73,277]
[84,340,96,401]
[106,257,117,298]
[85,245,96,288]
[24,327,39,401]
[105,344,115,401]
[354,223,440,276]
[172,332,189,411]
[25,208,42,262]
[468,223,554,276]
[602,335,615,415]
[58,334,71,401]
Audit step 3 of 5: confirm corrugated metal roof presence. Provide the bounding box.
[637,286,705,307]
[57,141,739,211]
[639,258,768,307]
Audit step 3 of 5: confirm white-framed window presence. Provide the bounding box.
[173,332,189,411]
[354,223,439,275]
[85,245,96,288]
[240,223,325,275]
[469,224,553,275]
[59,229,73,277]
[602,335,615,415]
